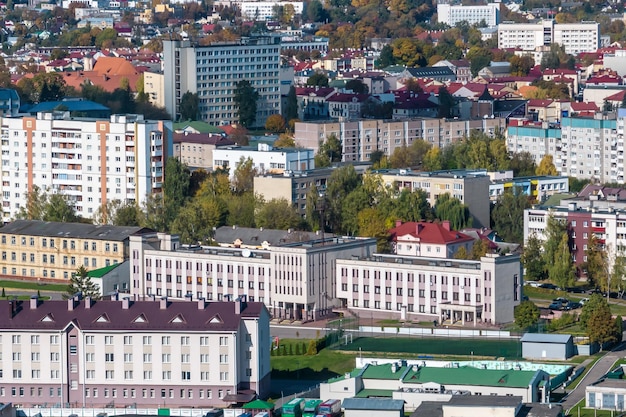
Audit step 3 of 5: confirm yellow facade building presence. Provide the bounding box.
[0,220,149,281]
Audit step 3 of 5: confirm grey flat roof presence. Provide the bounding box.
[342,398,404,411]
[410,401,443,417]
[0,220,151,241]
[520,333,572,344]
[447,395,522,407]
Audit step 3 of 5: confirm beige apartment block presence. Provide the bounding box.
[0,220,148,281]
[294,117,506,162]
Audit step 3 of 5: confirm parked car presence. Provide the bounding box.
[548,302,562,310]
[540,283,559,290]
[579,298,590,305]
[553,297,569,304]
[564,301,581,310]
[525,281,541,287]
[566,287,587,294]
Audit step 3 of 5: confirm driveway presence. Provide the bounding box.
[561,340,626,413]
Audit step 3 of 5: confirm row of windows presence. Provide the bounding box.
[0,236,119,252]
[3,335,228,346]
[145,274,266,290]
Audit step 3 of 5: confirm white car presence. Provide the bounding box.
[579,298,590,305]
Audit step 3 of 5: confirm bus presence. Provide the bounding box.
[282,398,306,417]
[303,400,323,417]
[317,399,341,417]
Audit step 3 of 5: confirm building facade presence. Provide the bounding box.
[489,174,569,202]
[437,2,500,27]
[130,232,377,321]
[240,1,303,20]
[0,220,148,281]
[294,117,506,162]
[506,112,625,184]
[498,21,600,55]
[336,253,522,325]
[0,113,172,222]
[213,144,315,176]
[524,203,626,267]
[389,220,475,258]
[162,37,281,127]
[375,169,491,228]
[0,297,271,408]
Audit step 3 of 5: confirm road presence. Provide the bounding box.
[561,340,626,413]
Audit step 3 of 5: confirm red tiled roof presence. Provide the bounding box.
[571,102,599,111]
[389,221,474,245]
[605,90,626,101]
[527,99,554,107]
[174,132,234,146]
[327,93,369,103]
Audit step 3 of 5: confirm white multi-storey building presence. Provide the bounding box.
[506,112,624,184]
[213,143,315,177]
[0,112,172,222]
[336,253,522,325]
[0,297,270,408]
[240,1,304,21]
[437,2,500,27]
[498,21,600,55]
[130,232,377,321]
[162,37,281,127]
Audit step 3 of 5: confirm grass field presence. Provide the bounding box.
[334,337,522,359]
[271,348,357,379]
[0,280,67,292]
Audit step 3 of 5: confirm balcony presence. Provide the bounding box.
[592,226,605,233]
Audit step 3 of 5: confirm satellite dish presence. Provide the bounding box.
[242,249,251,258]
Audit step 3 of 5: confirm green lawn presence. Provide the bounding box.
[271,348,357,379]
[0,295,51,301]
[0,280,67,292]
[334,337,521,359]
[567,399,618,417]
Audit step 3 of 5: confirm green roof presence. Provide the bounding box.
[243,399,275,410]
[542,193,575,207]
[86,263,121,278]
[325,368,360,383]
[355,389,394,398]
[361,363,408,379]
[402,366,538,388]
[173,121,224,134]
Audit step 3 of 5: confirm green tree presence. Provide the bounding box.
[587,303,618,349]
[584,235,606,289]
[140,193,168,232]
[171,198,223,244]
[433,193,470,230]
[224,192,256,228]
[345,79,368,94]
[514,300,540,329]
[64,265,101,300]
[393,189,433,223]
[580,294,608,330]
[358,207,391,252]
[437,86,455,118]
[306,72,329,87]
[510,152,537,177]
[234,80,259,128]
[232,156,257,194]
[274,133,296,148]
[43,194,78,223]
[376,44,395,68]
[315,134,342,167]
[179,91,199,121]
[490,187,531,243]
[422,147,442,171]
[163,157,191,227]
[114,202,141,226]
[470,238,489,260]
[325,165,360,232]
[16,185,47,220]
[542,214,568,274]
[521,234,546,281]
[536,155,558,176]
[285,86,298,124]
[256,198,301,230]
[549,233,576,289]
[616,316,624,343]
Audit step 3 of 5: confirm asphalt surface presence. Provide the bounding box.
[561,339,626,413]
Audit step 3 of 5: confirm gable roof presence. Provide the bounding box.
[0,220,151,241]
[389,221,474,245]
[402,366,539,388]
[0,299,265,331]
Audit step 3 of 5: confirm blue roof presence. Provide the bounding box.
[0,89,19,102]
[520,333,572,344]
[25,99,110,113]
[342,398,404,411]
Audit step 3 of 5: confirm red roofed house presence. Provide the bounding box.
[543,68,579,96]
[60,56,142,93]
[526,99,571,122]
[296,86,337,120]
[604,90,626,109]
[570,101,599,117]
[327,93,371,119]
[389,220,474,258]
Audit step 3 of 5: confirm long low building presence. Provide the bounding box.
[0,297,270,408]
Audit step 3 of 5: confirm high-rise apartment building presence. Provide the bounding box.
[0,113,172,222]
[162,37,281,127]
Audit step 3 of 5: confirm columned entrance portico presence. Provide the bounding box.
[439,303,483,326]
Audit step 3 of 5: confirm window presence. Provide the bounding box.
[162,336,170,345]
[162,353,171,363]
[143,336,152,344]
[220,372,229,381]
[124,371,133,380]
[30,335,39,344]
[162,371,171,380]
[85,335,95,344]
[200,354,210,363]
[181,354,190,363]
[12,335,20,344]
[182,371,191,380]
[144,371,152,380]
[200,337,209,346]
[124,353,133,363]
[220,354,228,364]
[105,353,114,362]
[219,336,228,346]
[105,336,113,345]
[124,336,132,345]
[105,370,114,380]
[181,336,190,345]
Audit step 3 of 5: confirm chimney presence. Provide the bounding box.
[68,298,76,311]
[442,220,451,231]
[160,297,168,310]
[185,294,193,302]
[197,298,206,310]
[7,301,13,319]
[416,223,423,234]
[149,294,156,302]
[85,296,93,309]
[30,295,39,310]
[235,297,242,315]
[122,298,130,309]
[395,220,402,228]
